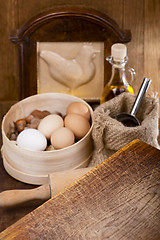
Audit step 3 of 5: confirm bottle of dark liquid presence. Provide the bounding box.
[100,43,135,104]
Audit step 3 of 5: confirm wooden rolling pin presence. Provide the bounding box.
[0,167,92,207]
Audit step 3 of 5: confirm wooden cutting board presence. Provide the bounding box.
[0,139,160,240]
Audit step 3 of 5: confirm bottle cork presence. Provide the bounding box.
[111,43,127,61]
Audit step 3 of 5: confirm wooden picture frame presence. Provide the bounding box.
[10,6,131,106]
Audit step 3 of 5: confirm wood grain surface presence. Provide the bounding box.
[144,0,160,93]
[0,0,160,111]
[0,139,160,240]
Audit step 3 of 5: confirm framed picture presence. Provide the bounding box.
[10,6,131,106]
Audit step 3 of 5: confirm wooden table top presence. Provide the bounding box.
[0,139,160,239]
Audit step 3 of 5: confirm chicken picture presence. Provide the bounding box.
[40,43,99,91]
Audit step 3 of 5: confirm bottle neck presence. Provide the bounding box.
[107,56,128,86]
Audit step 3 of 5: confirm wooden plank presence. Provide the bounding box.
[144,0,160,94]
[17,0,123,28]
[0,0,19,101]
[123,0,145,94]
[0,139,160,239]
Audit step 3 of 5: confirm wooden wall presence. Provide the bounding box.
[0,0,160,116]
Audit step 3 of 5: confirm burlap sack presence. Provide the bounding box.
[89,92,160,167]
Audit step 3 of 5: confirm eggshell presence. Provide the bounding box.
[51,127,75,149]
[38,114,64,139]
[64,113,90,140]
[16,128,47,151]
[66,102,90,121]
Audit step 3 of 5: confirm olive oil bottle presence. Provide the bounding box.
[100,43,135,104]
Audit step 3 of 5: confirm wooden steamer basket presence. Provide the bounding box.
[1,93,93,185]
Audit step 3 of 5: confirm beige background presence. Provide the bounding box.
[0,0,160,115]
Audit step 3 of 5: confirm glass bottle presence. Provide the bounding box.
[100,43,135,104]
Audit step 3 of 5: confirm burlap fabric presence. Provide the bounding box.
[89,92,160,167]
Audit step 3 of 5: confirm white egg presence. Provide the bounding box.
[38,114,64,139]
[17,128,47,151]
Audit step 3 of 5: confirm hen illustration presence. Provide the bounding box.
[40,43,99,91]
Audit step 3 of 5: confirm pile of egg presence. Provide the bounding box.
[9,102,91,151]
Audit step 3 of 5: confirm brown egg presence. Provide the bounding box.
[66,102,90,121]
[51,127,75,149]
[64,113,90,140]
